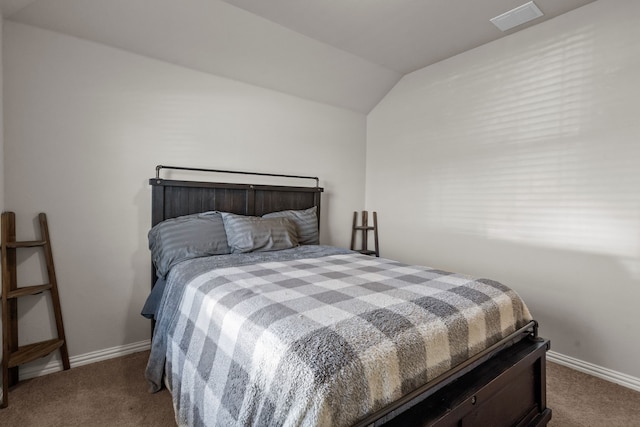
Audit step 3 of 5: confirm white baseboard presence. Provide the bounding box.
[4,342,638,400]
[547,350,640,393]
[19,339,151,380]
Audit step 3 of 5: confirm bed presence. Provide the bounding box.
[144,166,552,427]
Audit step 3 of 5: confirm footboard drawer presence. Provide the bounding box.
[384,338,551,427]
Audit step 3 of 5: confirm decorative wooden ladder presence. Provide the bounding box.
[1,212,70,408]
[350,210,380,257]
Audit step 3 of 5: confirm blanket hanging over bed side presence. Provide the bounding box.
[149,248,532,427]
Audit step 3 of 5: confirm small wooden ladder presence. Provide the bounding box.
[350,210,380,257]
[1,212,70,408]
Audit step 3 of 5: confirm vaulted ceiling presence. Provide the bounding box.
[0,0,596,113]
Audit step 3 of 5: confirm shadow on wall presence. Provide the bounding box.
[365,2,640,380]
[125,180,155,343]
[382,225,640,378]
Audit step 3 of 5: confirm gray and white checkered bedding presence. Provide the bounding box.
[149,246,532,427]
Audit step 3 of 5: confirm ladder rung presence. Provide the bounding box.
[4,240,47,248]
[8,339,64,368]
[7,284,52,299]
[2,212,70,408]
[353,226,375,230]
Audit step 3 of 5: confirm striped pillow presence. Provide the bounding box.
[262,206,319,245]
[221,213,299,254]
[148,211,230,278]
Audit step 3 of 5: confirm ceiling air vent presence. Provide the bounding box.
[490,1,544,32]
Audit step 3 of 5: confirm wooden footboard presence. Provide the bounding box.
[378,337,551,427]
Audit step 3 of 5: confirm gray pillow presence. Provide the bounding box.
[262,206,319,245]
[148,211,230,278]
[221,213,299,254]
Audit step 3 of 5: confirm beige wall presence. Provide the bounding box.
[3,22,366,365]
[367,0,640,379]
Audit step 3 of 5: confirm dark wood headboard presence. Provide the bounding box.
[150,165,323,225]
[148,166,324,290]
[150,178,323,226]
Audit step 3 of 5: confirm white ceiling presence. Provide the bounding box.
[219,0,596,75]
[1,0,597,113]
[0,0,37,17]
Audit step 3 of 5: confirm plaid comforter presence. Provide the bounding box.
[157,249,532,426]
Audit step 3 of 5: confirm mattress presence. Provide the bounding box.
[145,246,532,427]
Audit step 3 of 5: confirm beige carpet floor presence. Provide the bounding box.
[1,351,639,426]
[547,362,640,427]
[0,351,175,426]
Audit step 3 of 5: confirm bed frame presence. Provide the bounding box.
[149,165,552,427]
